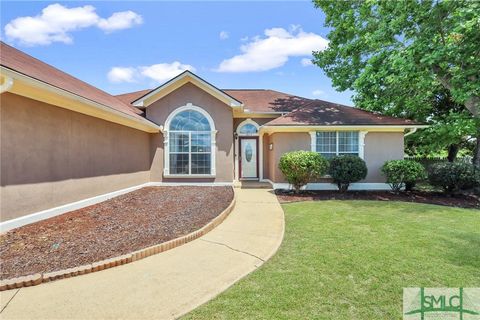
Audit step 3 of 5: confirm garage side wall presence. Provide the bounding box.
[0,93,151,222]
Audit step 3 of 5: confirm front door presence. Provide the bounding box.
[240,137,258,179]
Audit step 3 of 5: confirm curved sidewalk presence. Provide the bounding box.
[0,188,285,319]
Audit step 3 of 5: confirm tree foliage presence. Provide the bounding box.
[312,0,480,162]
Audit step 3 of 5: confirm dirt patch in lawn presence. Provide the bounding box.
[0,186,234,280]
[275,189,479,209]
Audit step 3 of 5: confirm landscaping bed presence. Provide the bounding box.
[0,186,234,280]
[275,189,480,209]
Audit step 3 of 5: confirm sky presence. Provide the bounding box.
[1,1,353,105]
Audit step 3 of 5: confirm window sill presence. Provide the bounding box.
[163,174,216,179]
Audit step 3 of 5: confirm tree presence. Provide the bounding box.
[403,90,479,161]
[313,0,480,164]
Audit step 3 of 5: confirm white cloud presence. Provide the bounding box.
[4,3,142,46]
[312,89,325,97]
[219,31,229,40]
[301,58,313,67]
[107,62,195,84]
[216,26,328,72]
[107,67,137,83]
[140,62,195,83]
[97,11,142,33]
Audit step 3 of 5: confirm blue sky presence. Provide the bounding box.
[1,1,353,105]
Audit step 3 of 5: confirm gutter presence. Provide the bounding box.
[404,127,418,137]
[1,67,161,133]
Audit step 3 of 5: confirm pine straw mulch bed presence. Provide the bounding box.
[0,186,234,280]
[275,189,480,209]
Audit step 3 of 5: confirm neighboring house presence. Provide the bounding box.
[0,42,424,224]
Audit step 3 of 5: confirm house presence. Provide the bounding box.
[0,41,423,226]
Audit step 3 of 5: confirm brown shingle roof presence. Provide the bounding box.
[264,100,419,126]
[223,89,311,113]
[0,41,144,119]
[115,89,152,105]
[118,88,312,113]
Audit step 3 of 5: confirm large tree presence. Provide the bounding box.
[312,0,480,164]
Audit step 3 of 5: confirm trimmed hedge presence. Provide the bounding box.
[381,160,427,192]
[278,151,329,193]
[328,155,368,192]
[428,162,480,194]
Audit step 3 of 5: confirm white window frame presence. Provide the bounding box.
[310,131,368,159]
[236,118,260,136]
[163,103,217,177]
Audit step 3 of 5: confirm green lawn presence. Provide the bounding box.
[184,201,479,320]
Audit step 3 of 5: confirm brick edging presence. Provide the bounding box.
[0,193,236,291]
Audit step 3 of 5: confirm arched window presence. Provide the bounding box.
[165,105,215,176]
[239,123,258,135]
[237,119,259,136]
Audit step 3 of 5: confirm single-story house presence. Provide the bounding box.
[0,41,424,226]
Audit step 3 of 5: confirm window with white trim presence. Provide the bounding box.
[315,131,359,159]
[239,123,258,135]
[169,110,212,175]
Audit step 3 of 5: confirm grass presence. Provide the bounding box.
[184,201,479,320]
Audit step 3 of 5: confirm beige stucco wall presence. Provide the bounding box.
[146,83,234,182]
[266,131,404,184]
[363,132,404,182]
[267,132,311,182]
[1,93,151,222]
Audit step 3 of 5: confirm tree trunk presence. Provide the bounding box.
[473,130,480,168]
[447,144,459,162]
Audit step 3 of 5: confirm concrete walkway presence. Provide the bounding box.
[0,188,284,319]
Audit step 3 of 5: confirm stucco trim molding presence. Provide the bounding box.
[0,75,14,93]
[270,182,391,191]
[132,71,243,108]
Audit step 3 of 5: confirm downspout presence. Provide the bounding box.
[404,127,418,137]
[0,76,14,93]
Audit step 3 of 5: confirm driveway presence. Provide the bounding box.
[0,187,284,319]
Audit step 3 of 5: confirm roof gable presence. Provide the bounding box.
[132,71,243,108]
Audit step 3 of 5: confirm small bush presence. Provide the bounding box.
[428,162,480,194]
[329,155,368,192]
[278,151,329,193]
[381,160,427,192]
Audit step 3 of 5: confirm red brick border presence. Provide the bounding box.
[0,194,236,291]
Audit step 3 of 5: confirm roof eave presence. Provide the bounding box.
[1,66,161,133]
[261,124,428,133]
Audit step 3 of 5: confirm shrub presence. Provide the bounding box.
[328,155,368,192]
[428,162,480,194]
[381,160,427,192]
[278,151,329,193]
